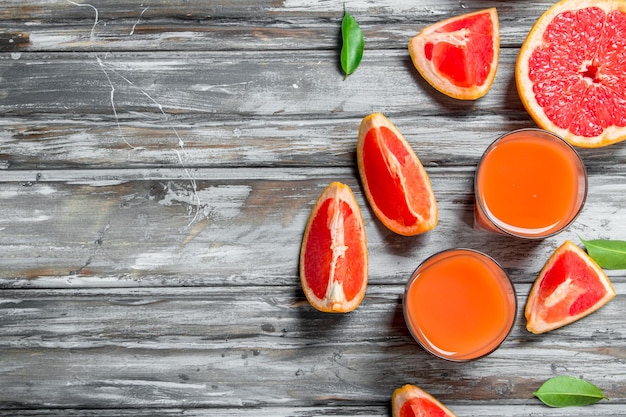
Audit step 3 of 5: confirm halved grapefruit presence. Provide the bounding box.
[516,0,626,147]
[408,8,499,100]
[356,113,438,236]
[525,240,616,334]
[299,182,368,313]
[392,384,457,417]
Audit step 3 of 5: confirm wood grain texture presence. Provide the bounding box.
[0,0,557,52]
[2,406,626,417]
[1,0,625,415]
[1,286,625,409]
[1,51,624,171]
[0,171,624,288]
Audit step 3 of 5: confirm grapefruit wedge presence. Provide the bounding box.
[356,113,438,236]
[516,0,626,147]
[525,240,616,334]
[392,384,457,417]
[408,8,499,100]
[299,182,368,313]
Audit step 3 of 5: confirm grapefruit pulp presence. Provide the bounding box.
[356,113,438,236]
[408,8,499,100]
[392,384,457,417]
[516,0,626,147]
[525,240,616,334]
[299,182,368,313]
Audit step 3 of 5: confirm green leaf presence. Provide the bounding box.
[534,376,606,407]
[340,9,364,78]
[581,238,626,269]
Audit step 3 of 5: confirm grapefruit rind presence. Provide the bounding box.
[525,240,616,334]
[299,182,368,313]
[516,0,626,148]
[408,8,500,100]
[356,113,438,236]
[392,384,457,417]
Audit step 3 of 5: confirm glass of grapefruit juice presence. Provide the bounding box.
[474,128,587,239]
[403,249,516,361]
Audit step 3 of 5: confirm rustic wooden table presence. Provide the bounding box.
[1,1,625,416]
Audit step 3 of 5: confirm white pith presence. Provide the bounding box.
[325,194,349,310]
[543,277,585,308]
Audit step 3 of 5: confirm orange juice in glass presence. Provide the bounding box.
[474,128,587,239]
[403,249,516,361]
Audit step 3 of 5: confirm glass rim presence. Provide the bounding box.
[403,248,517,362]
[474,128,588,239]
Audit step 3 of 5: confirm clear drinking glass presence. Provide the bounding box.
[474,128,587,239]
[403,249,516,361]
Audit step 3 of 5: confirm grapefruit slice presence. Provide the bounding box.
[408,8,499,100]
[516,0,626,147]
[356,113,438,236]
[299,181,368,313]
[525,240,616,334]
[392,384,457,417]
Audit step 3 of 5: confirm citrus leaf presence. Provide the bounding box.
[534,376,606,408]
[581,238,626,269]
[340,9,364,78]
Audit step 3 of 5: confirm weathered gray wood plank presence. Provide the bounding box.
[1,113,623,172]
[0,49,522,116]
[1,405,625,417]
[0,0,560,52]
[0,113,532,170]
[1,170,624,288]
[0,286,624,409]
[2,49,625,171]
